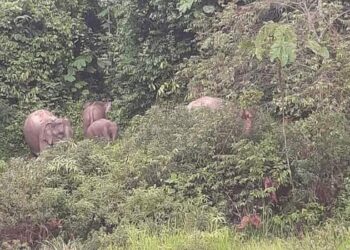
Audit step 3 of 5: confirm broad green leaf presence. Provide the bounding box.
[203,5,215,14]
[178,0,198,14]
[98,8,109,18]
[74,81,87,89]
[82,90,90,96]
[255,23,296,66]
[64,74,76,82]
[307,39,329,59]
[321,47,330,59]
[72,55,93,70]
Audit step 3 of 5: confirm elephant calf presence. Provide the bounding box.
[23,110,73,156]
[83,101,111,136]
[187,96,224,111]
[86,119,118,141]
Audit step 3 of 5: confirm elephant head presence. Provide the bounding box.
[39,117,73,152]
[86,118,118,141]
[42,118,73,143]
[23,109,74,156]
[83,101,112,136]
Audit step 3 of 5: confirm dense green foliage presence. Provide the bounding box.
[2,106,350,248]
[2,0,350,248]
[0,0,207,157]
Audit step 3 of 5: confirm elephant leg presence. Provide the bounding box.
[102,125,110,140]
[31,151,39,157]
[39,140,50,153]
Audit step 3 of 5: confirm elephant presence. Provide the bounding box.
[187,96,224,111]
[83,101,111,136]
[187,96,256,135]
[23,110,73,156]
[86,118,118,141]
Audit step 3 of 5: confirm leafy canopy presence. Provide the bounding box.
[255,23,297,66]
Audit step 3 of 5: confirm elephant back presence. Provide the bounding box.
[86,118,118,141]
[24,110,56,133]
[187,96,224,111]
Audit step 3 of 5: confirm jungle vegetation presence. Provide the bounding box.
[1,0,350,248]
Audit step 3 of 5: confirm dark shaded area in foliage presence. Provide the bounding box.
[0,218,63,248]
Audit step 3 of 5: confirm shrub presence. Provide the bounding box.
[2,105,350,245]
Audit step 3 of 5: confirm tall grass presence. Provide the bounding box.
[105,223,350,250]
[41,222,350,250]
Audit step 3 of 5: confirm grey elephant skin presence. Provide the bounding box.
[83,101,111,136]
[86,119,118,141]
[187,96,224,111]
[23,110,73,156]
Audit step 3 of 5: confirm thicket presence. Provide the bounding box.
[0,0,209,158]
[2,0,350,248]
[1,106,350,248]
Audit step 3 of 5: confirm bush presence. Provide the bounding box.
[267,111,350,233]
[0,105,266,243]
[2,105,350,246]
[288,112,350,208]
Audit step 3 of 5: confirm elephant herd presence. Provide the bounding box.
[23,101,118,156]
[23,96,254,156]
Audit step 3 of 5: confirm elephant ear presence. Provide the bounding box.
[41,122,54,145]
[54,119,65,134]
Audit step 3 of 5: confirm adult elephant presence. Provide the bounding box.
[23,110,73,156]
[86,119,118,141]
[83,101,111,136]
[187,96,255,135]
[187,96,224,111]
